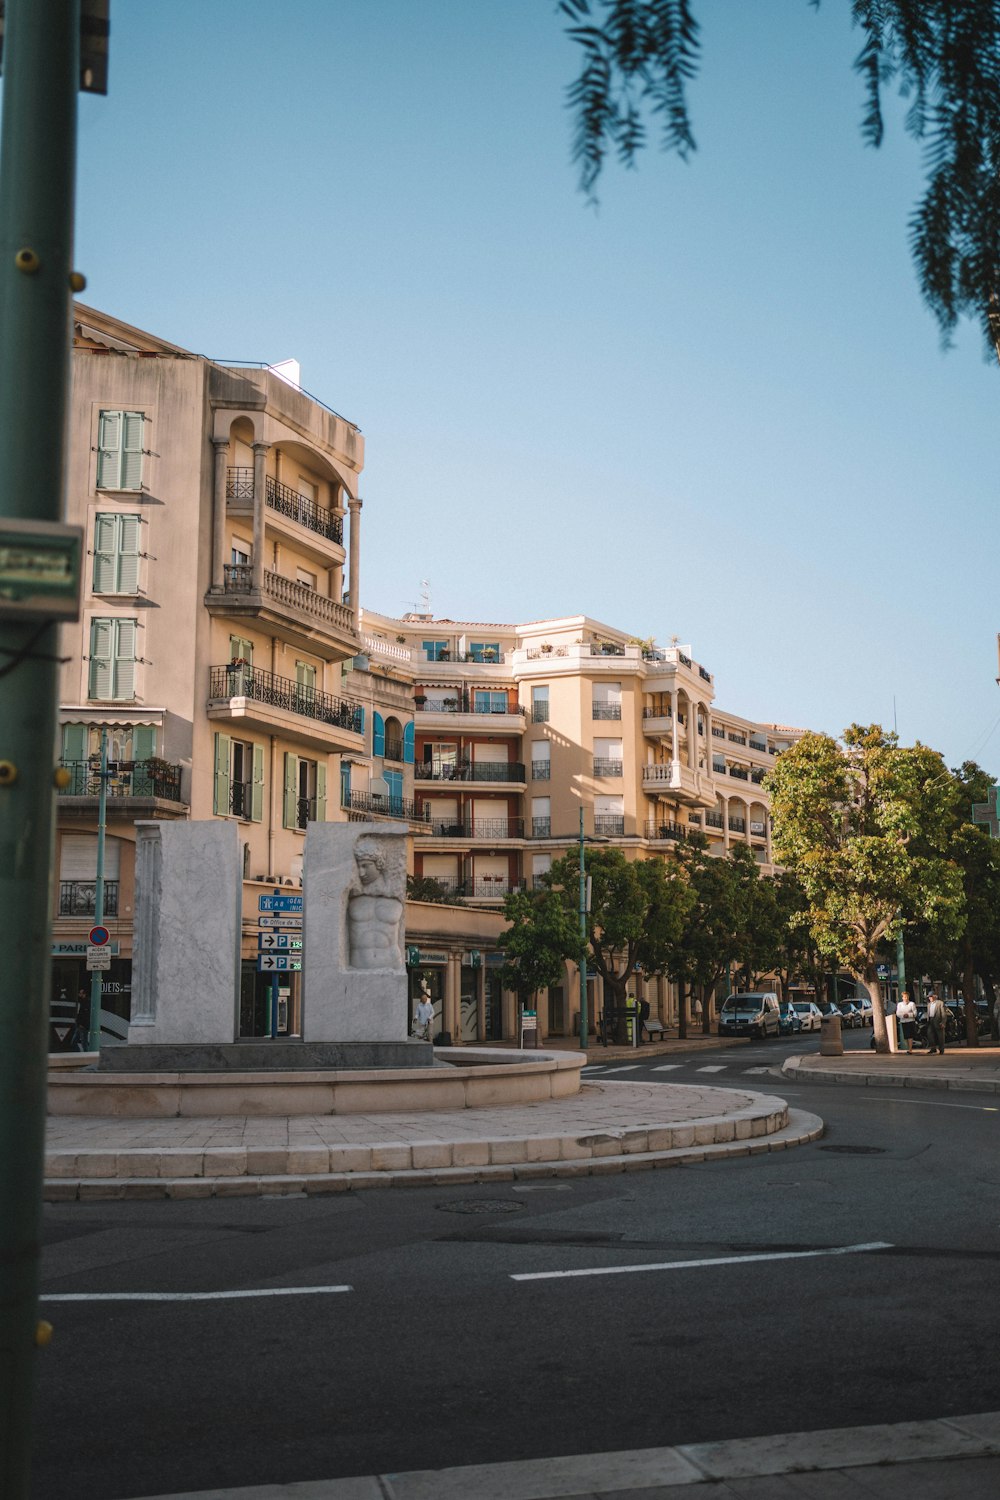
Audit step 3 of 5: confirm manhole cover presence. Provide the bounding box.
[436,1199,526,1215]
[819,1144,886,1155]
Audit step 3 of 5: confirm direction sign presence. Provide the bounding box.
[89,924,110,946]
[257,933,303,952]
[86,946,111,971]
[257,914,303,930]
[258,894,303,913]
[257,954,302,972]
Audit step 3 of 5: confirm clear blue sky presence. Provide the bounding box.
[59,1,1000,774]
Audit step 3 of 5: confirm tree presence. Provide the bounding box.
[767,723,965,1051]
[498,885,579,1007]
[406,874,457,904]
[560,1,1000,347]
[672,840,758,1034]
[545,847,693,1039]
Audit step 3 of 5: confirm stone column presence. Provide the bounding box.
[348,495,362,632]
[444,951,461,1043]
[251,441,269,590]
[670,689,678,762]
[688,696,698,769]
[502,987,517,1041]
[212,438,229,591]
[722,793,730,851]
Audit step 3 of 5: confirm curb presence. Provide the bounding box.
[129,1409,1000,1498]
[782,1056,1000,1094]
[42,1107,823,1201]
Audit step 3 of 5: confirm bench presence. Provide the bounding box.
[644,1018,665,1041]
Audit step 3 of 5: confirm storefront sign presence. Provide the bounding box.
[52,940,119,956]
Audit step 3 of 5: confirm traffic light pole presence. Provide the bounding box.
[0,3,81,1493]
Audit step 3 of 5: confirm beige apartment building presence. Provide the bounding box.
[362,606,802,1038]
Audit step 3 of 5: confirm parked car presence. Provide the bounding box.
[718,992,782,1039]
[778,1000,802,1035]
[847,996,874,1025]
[791,1000,824,1032]
[837,1001,865,1029]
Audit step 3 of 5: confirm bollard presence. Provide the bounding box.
[820,1011,843,1056]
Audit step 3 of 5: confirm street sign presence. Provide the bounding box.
[257,915,303,930]
[257,933,303,952]
[88,925,110,946]
[258,894,303,913]
[86,946,111,971]
[257,954,302,972]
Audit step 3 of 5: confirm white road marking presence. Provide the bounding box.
[696,1065,728,1073]
[511,1242,893,1283]
[40,1285,353,1302]
[652,1064,683,1072]
[598,1064,642,1073]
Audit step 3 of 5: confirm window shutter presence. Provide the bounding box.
[403,722,415,764]
[385,769,402,810]
[112,619,136,699]
[61,724,87,762]
[251,744,265,823]
[92,514,117,593]
[340,760,351,808]
[116,515,141,592]
[282,752,298,829]
[120,412,145,490]
[96,411,122,488]
[88,619,113,699]
[133,725,157,761]
[372,711,385,758]
[356,705,364,734]
[315,761,327,823]
[213,733,231,816]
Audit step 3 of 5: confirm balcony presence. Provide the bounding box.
[59,880,119,917]
[592,703,622,720]
[266,476,343,544]
[416,695,524,726]
[415,761,526,785]
[705,811,724,829]
[729,816,746,833]
[421,818,525,839]
[464,878,523,900]
[751,769,766,784]
[343,789,429,824]
[57,759,184,804]
[531,760,551,780]
[208,665,363,752]
[384,738,404,762]
[593,758,624,777]
[728,733,746,745]
[728,766,749,781]
[641,760,716,807]
[749,739,767,752]
[206,566,359,660]
[594,814,625,836]
[643,820,687,842]
[531,817,551,837]
[750,820,767,837]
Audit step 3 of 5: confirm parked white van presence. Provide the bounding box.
[718,992,781,1039]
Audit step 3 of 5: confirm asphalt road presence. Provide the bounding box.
[30,1030,1000,1500]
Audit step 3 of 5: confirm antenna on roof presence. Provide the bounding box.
[405,578,431,616]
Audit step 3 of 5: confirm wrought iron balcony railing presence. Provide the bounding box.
[57,759,183,801]
[265,475,343,543]
[728,766,749,781]
[643,821,686,841]
[592,703,622,719]
[594,815,625,836]
[531,760,551,780]
[593,758,624,777]
[418,696,523,716]
[210,665,362,734]
[59,880,119,917]
[705,811,724,829]
[531,817,551,837]
[415,761,526,783]
[531,703,549,722]
[343,789,429,823]
[729,816,746,833]
[226,466,254,501]
[383,738,405,762]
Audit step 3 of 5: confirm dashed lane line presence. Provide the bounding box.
[511,1242,893,1283]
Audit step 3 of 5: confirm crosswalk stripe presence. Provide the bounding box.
[599,1064,641,1073]
[696,1064,728,1073]
[652,1064,683,1072]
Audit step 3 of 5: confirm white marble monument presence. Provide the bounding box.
[129,820,242,1045]
[302,822,409,1042]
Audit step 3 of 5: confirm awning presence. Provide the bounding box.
[59,707,164,726]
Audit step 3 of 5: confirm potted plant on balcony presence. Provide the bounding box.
[539,643,553,654]
[482,647,497,662]
[442,697,458,710]
[414,693,427,707]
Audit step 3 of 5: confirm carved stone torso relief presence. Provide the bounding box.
[347,834,405,970]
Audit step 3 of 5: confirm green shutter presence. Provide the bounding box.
[282,752,298,829]
[372,711,385,758]
[117,515,141,592]
[61,723,87,761]
[93,514,117,592]
[120,412,145,490]
[213,733,231,816]
[315,761,327,823]
[133,725,156,760]
[251,744,265,823]
[112,619,136,699]
[88,618,113,699]
[96,411,122,488]
[403,722,415,764]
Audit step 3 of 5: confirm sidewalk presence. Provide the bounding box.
[133,1410,1000,1498]
[783,1043,1000,1093]
[43,1077,820,1200]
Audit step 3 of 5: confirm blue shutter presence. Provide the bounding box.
[403,722,415,764]
[372,711,385,758]
[340,760,351,809]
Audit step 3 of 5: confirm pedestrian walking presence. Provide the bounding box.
[925,991,947,1055]
[73,987,91,1051]
[638,995,651,1043]
[414,981,434,1042]
[896,991,917,1053]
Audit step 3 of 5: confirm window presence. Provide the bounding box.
[595,795,625,836]
[531,739,551,780]
[531,852,552,887]
[426,742,458,779]
[93,513,141,594]
[283,752,326,830]
[469,641,500,662]
[384,768,403,812]
[531,685,549,723]
[231,542,250,566]
[96,409,145,490]
[474,690,508,714]
[88,617,138,700]
[593,738,623,777]
[214,733,264,821]
[422,639,450,661]
[531,796,551,838]
[296,567,317,590]
[592,682,622,719]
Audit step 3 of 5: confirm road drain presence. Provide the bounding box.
[436,1199,526,1215]
[819,1144,886,1155]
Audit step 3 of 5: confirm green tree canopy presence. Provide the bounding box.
[560,0,1000,347]
[498,885,580,1004]
[766,723,965,1050]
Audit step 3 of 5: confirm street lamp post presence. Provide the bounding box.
[88,724,110,1051]
[578,807,588,1051]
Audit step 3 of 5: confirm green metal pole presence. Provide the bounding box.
[0,3,81,1493]
[895,927,907,1050]
[578,807,588,1051]
[88,726,108,1051]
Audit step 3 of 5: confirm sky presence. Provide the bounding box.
[51,1,1000,773]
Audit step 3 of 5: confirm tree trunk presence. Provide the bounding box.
[677,982,688,1040]
[701,983,712,1034]
[866,965,891,1053]
[962,941,980,1047]
[985,973,999,1042]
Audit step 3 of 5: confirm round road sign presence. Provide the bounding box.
[88,925,110,946]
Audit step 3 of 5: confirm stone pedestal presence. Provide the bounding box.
[129,821,242,1045]
[303,822,409,1042]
